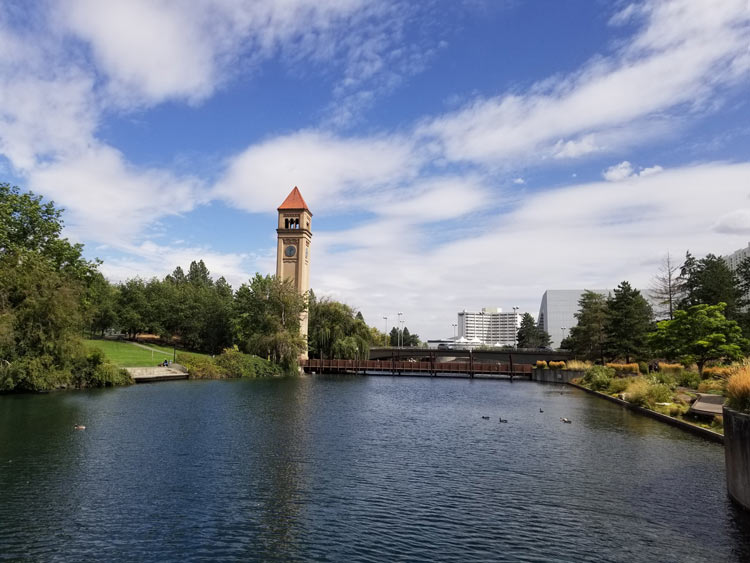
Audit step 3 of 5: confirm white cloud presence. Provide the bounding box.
[28,145,204,243]
[99,240,254,289]
[552,134,601,159]
[603,161,665,181]
[713,209,750,235]
[603,161,634,181]
[512,177,525,185]
[214,130,420,214]
[639,165,664,177]
[310,162,750,338]
[417,0,750,167]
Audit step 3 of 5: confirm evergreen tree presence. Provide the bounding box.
[678,252,740,318]
[605,281,653,362]
[567,291,608,362]
[516,313,551,348]
[389,327,399,346]
[402,327,411,346]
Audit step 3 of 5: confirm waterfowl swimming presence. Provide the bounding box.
[539,408,544,413]
[499,418,508,423]
[481,416,490,420]
[560,418,571,424]
[74,424,86,430]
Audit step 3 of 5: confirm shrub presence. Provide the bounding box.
[214,348,282,378]
[606,377,630,395]
[726,366,750,413]
[676,371,701,389]
[182,349,285,379]
[181,355,225,379]
[658,362,684,375]
[650,372,677,389]
[536,360,548,369]
[702,366,736,379]
[548,361,566,369]
[669,404,687,417]
[697,379,725,394]
[606,363,640,376]
[638,361,649,375]
[711,415,724,431]
[583,365,615,391]
[626,380,672,408]
[566,359,591,371]
[72,348,132,388]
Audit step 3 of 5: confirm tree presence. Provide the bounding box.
[650,253,680,320]
[389,327,399,346]
[234,274,307,370]
[648,303,748,376]
[308,297,374,359]
[0,184,118,391]
[605,281,653,362]
[567,291,608,362]
[516,313,552,348]
[678,252,740,318]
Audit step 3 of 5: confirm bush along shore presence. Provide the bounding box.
[570,362,734,435]
[179,347,285,379]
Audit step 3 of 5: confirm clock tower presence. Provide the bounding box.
[276,186,312,359]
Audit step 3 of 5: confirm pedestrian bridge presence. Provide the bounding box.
[301,358,533,378]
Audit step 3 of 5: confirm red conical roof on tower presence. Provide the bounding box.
[278,186,310,213]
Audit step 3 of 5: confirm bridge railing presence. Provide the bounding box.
[301,358,532,375]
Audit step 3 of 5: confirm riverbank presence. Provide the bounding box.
[568,382,724,444]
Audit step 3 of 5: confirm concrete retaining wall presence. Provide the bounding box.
[532,368,584,383]
[569,383,723,444]
[724,406,750,510]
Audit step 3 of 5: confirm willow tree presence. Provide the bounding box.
[233,274,307,370]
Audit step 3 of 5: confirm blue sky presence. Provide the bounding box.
[2,0,750,339]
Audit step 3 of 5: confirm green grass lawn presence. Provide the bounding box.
[85,339,173,367]
[85,339,210,367]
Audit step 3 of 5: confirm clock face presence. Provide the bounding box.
[285,245,296,258]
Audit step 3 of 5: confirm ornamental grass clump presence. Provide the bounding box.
[702,366,736,379]
[566,359,591,371]
[536,360,548,369]
[548,361,566,369]
[626,379,672,408]
[726,366,750,413]
[697,379,725,394]
[606,363,640,376]
[658,362,684,375]
[582,365,615,391]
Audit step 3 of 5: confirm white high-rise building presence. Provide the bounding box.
[537,290,610,349]
[724,242,750,307]
[457,307,521,347]
[724,243,750,271]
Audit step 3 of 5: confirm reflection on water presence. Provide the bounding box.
[1,376,749,562]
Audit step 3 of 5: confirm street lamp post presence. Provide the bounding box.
[383,316,388,347]
[561,326,567,348]
[397,312,403,348]
[512,306,519,348]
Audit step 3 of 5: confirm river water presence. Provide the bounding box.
[1,376,749,562]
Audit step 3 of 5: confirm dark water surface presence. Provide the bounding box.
[1,376,749,562]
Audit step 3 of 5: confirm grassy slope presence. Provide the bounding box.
[84,339,209,367]
[85,339,172,367]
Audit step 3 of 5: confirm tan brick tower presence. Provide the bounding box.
[276,187,312,359]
